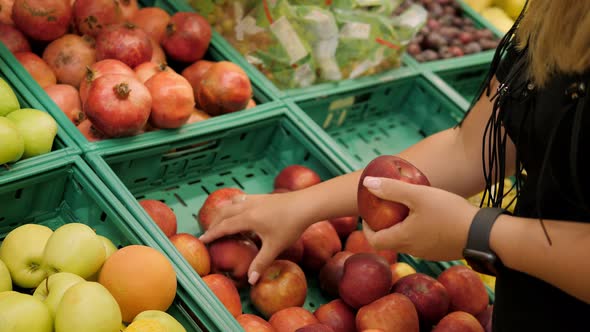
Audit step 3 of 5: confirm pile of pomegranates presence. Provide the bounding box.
[0,0,255,141]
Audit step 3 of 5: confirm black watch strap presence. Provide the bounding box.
[466,207,508,253]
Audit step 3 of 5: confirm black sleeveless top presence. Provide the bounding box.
[490,46,590,331]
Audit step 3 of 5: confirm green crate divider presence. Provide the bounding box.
[290,73,466,171]
[1,0,277,155]
[83,105,449,326]
[0,54,79,180]
[0,156,206,331]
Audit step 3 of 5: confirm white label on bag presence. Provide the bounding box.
[235,16,264,41]
[245,55,263,65]
[294,63,315,87]
[233,2,244,22]
[270,16,308,65]
[339,22,371,40]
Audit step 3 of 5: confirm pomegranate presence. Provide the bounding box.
[134,61,175,84]
[0,0,14,25]
[197,61,252,116]
[95,22,153,69]
[117,0,138,21]
[130,7,170,44]
[73,0,123,37]
[186,109,211,125]
[161,12,211,63]
[14,52,56,88]
[79,59,135,105]
[77,119,106,142]
[84,73,151,137]
[0,23,30,53]
[42,34,96,88]
[11,0,72,41]
[44,84,83,125]
[150,38,166,64]
[181,59,214,107]
[145,71,194,129]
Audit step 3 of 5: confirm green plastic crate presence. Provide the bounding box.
[0,0,277,155]
[0,55,79,179]
[290,73,466,170]
[0,156,204,331]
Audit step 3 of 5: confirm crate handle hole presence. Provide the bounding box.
[303,153,311,161]
[245,173,254,178]
[134,177,147,184]
[100,212,107,222]
[201,186,210,195]
[232,177,244,190]
[215,182,225,187]
[14,188,23,199]
[135,195,145,200]
[188,179,201,185]
[309,302,315,308]
[240,133,248,141]
[0,217,4,222]
[220,155,230,160]
[219,171,231,176]
[174,193,187,207]
[165,186,179,191]
[419,129,428,137]
[260,168,268,175]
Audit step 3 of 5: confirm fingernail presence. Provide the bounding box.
[198,234,206,241]
[248,271,260,285]
[363,176,381,189]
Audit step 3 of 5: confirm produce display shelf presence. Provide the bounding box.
[84,104,467,325]
[288,73,466,171]
[0,55,79,181]
[0,0,278,155]
[0,156,205,331]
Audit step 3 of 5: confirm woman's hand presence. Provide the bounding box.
[361,176,479,262]
[198,192,313,285]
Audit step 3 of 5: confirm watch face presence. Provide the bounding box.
[463,249,499,276]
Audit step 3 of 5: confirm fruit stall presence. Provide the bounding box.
[0,0,523,331]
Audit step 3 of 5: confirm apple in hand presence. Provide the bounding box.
[6,108,58,159]
[55,281,122,332]
[356,293,419,332]
[0,291,52,332]
[0,117,24,164]
[0,258,12,292]
[170,233,211,276]
[358,155,430,231]
[134,310,187,332]
[250,260,308,318]
[274,165,321,191]
[392,273,450,326]
[208,235,258,288]
[300,221,342,271]
[318,251,353,297]
[338,253,392,309]
[432,311,484,332]
[198,187,245,231]
[42,223,106,279]
[314,299,356,332]
[0,223,53,288]
[139,199,177,237]
[33,272,85,318]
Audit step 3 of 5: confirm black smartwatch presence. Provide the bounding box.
[462,207,509,276]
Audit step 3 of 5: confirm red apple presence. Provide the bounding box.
[314,299,356,332]
[278,237,304,264]
[269,307,319,332]
[202,274,242,318]
[169,233,210,277]
[392,273,450,326]
[274,165,321,191]
[432,311,484,332]
[139,199,177,237]
[475,305,493,332]
[338,253,392,309]
[318,251,354,298]
[250,260,308,318]
[295,323,335,332]
[197,187,245,231]
[300,221,342,271]
[208,235,258,288]
[437,265,489,317]
[390,262,417,286]
[344,230,397,264]
[237,314,276,332]
[358,155,430,231]
[328,216,358,239]
[356,293,419,332]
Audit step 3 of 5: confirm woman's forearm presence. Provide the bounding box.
[491,215,590,303]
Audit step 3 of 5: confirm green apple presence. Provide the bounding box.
[133,310,187,332]
[0,77,20,116]
[6,108,58,159]
[33,272,85,318]
[0,258,11,292]
[42,223,106,279]
[88,235,118,281]
[55,281,122,332]
[0,291,53,332]
[0,224,53,288]
[0,117,24,164]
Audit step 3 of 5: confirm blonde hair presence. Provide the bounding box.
[515,0,590,86]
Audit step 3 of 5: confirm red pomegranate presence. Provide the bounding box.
[83,73,152,138]
[14,52,56,88]
[0,22,30,53]
[95,22,153,69]
[130,7,170,44]
[134,61,175,84]
[77,119,106,142]
[0,0,15,25]
[44,84,83,125]
[79,59,136,105]
[117,0,138,20]
[42,34,96,88]
[161,12,211,63]
[11,0,72,41]
[145,71,194,129]
[73,0,123,37]
[197,61,252,116]
[181,59,214,107]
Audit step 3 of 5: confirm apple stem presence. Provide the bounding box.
[113,83,131,100]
